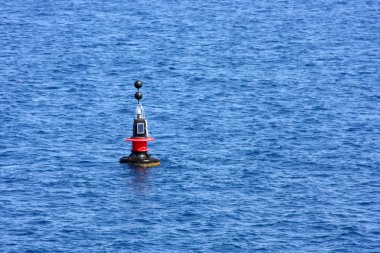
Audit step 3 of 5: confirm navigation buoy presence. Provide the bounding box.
[119,80,160,167]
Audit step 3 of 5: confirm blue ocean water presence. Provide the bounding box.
[1,0,380,252]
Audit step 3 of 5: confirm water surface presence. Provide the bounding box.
[1,0,379,252]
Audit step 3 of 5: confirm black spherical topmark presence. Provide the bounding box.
[134,80,143,89]
[135,91,143,100]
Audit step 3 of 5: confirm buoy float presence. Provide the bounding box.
[119,80,160,167]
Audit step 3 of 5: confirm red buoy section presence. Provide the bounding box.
[125,137,154,152]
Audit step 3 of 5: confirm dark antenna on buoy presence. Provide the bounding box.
[119,80,160,167]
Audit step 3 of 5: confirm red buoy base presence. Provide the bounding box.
[121,137,159,167]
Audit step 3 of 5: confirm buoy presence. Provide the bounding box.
[119,80,160,167]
